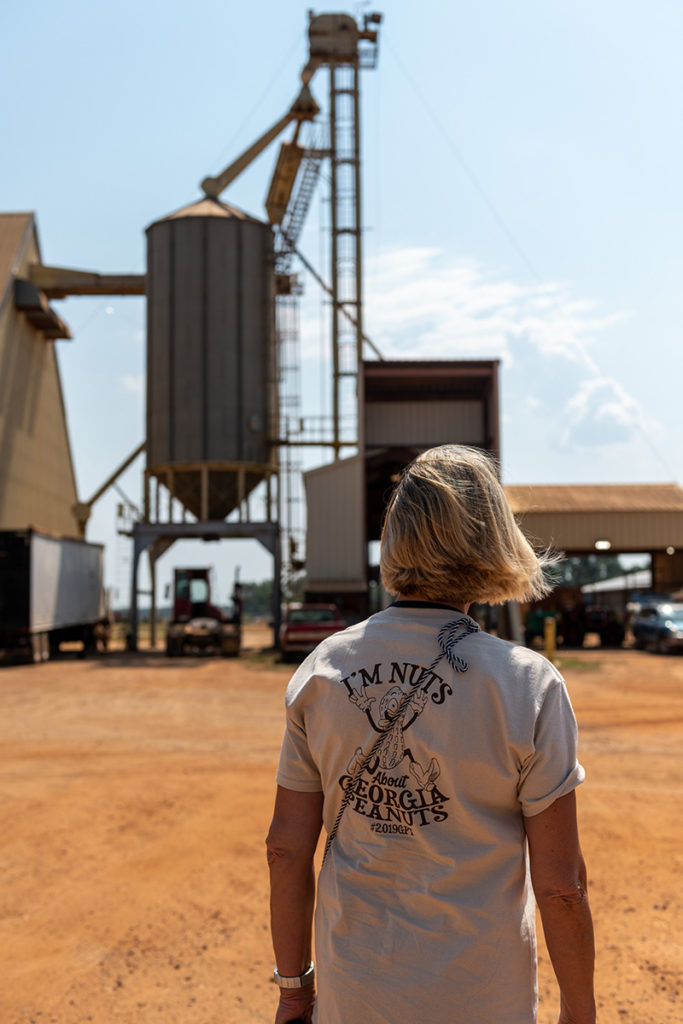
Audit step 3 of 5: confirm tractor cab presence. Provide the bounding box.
[172,568,224,622]
[166,568,241,657]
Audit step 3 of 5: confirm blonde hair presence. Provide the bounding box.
[380,445,555,606]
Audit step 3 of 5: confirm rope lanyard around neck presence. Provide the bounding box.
[321,615,480,866]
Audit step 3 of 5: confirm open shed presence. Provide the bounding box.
[505,483,683,593]
[304,359,500,618]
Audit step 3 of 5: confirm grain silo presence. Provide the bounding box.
[145,197,278,521]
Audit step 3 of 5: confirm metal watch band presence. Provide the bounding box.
[273,961,315,989]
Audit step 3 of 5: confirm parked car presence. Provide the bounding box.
[279,603,346,660]
[632,602,683,653]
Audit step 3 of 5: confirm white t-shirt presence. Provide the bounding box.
[276,604,585,1024]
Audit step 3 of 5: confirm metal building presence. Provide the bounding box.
[363,360,500,544]
[304,454,365,600]
[304,359,500,617]
[0,213,79,537]
[506,483,683,593]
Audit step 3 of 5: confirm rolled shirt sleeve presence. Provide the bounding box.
[517,677,585,817]
[276,673,323,793]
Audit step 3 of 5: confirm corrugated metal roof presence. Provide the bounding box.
[151,197,265,225]
[505,484,683,514]
[0,212,36,314]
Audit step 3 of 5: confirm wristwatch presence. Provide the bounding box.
[273,961,315,989]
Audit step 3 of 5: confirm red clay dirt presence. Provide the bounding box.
[1,626,681,1024]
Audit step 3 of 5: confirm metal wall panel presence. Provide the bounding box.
[240,222,272,463]
[30,532,104,632]
[206,219,239,461]
[0,222,80,536]
[365,399,485,447]
[146,209,274,468]
[173,216,204,463]
[146,222,171,464]
[304,456,365,585]
[517,510,683,552]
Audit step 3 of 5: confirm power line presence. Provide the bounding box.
[206,30,306,173]
[386,38,542,283]
[385,33,676,479]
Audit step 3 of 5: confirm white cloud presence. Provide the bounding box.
[297,247,626,371]
[365,250,519,363]
[559,377,658,448]
[294,245,662,465]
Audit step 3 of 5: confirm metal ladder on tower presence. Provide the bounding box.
[274,129,326,275]
[274,128,327,595]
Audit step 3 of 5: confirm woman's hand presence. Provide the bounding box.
[274,984,316,1023]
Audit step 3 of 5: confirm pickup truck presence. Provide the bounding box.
[279,603,346,660]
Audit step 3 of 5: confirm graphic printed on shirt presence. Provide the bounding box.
[339,659,454,836]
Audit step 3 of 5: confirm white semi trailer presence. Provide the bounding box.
[0,529,109,662]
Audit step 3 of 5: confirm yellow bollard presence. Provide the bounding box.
[544,615,557,664]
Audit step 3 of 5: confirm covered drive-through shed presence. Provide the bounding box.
[505,483,683,594]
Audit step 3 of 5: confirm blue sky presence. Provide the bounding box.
[2,1,682,598]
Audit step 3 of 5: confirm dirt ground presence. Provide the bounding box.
[1,625,681,1024]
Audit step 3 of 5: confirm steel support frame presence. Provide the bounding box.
[128,520,281,651]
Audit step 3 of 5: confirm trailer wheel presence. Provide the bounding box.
[80,627,97,658]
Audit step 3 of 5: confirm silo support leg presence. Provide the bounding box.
[149,550,157,649]
[128,540,142,651]
[128,530,153,652]
[272,534,281,650]
[252,523,281,649]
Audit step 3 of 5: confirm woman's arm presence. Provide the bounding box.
[524,791,596,1024]
[266,785,324,1024]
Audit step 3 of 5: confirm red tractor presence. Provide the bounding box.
[165,568,242,657]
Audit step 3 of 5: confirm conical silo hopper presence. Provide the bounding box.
[145,198,277,521]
